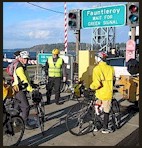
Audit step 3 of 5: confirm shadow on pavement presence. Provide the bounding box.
[19,98,139,146]
[118,99,139,128]
[115,128,139,146]
[19,103,76,146]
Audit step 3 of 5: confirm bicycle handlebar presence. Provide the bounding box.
[30,80,47,91]
[18,81,28,90]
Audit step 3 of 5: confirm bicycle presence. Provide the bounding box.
[30,71,69,93]
[66,89,121,136]
[30,82,45,136]
[3,80,28,146]
[3,98,25,146]
[69,80,86,102]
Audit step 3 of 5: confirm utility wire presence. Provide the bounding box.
[27,2,64,14]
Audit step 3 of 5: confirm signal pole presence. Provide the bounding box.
[131,27,136,41]
[74,30,80,63]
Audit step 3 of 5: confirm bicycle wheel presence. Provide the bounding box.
[3,115,25,146]
[69,91,85,103]
[69,93,79,102]
[109,113,120,131]
[36,100,45,135]
[109,99,121,130]
[66,102,94,136]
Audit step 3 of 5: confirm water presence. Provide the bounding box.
[3,50,125,68]
[3,50,36,68]
[3,50,76,68]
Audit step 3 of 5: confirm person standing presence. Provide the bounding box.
[90,52,115,134]
[45,48,67,105]
[12,51,35,130]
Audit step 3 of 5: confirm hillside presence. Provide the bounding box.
[4,42,126,53]
[25,42,126,52]
[25,42,92,52]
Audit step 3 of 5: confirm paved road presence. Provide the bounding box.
[17,87,139,146]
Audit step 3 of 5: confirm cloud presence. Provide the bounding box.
[3,16,65,48]
[32,2,64,9]
[67,2,127,10]
[3,2,129,49]
[28,30,50,39]
[16,2,65,13]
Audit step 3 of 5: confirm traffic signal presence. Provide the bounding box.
[68,9,81,30]
[127,2,139,27]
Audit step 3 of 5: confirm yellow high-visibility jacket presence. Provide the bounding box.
[12,62,33,92]
[90,61,115,100]
[48,57,63,77]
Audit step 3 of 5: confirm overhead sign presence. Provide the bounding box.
[126,40,136,62]
[37,53,52,65]
[82,4,126,28]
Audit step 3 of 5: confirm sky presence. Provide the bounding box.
[3,2,130,49]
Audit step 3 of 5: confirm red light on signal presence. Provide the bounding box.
[68,13,76,19]
[129,5,138,13]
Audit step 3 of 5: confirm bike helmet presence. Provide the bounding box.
[95,52,108,63]
[52,48,60,55]
[97,52,108,59]
[13,50,21,59]
[20,51,29,59]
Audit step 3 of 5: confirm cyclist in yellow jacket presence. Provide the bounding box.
[90,52,115,134]
[12,51,35,130]
[45,49,67,105]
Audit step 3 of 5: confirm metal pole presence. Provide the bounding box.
[131,27,136,41]
[131,27,136,59]
[64,2,68,53]
[36,52,39,80]
[70,56,74,88]
[75,30,80,63]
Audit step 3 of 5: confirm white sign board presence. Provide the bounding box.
[113,66,130,79]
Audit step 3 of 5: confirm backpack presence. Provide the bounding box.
[126,58,139,75]
[6,59,19,78]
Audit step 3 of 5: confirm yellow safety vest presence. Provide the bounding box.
[48,57,63,77]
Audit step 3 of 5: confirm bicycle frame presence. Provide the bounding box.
[66,89,121,136]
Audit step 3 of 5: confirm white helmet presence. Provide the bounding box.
[97,52,108,59]
[20,51,29,59]
[95,52,108,63]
